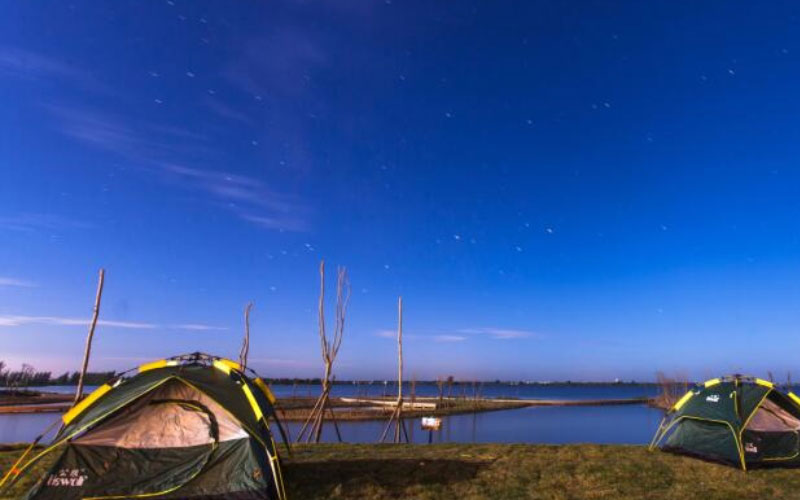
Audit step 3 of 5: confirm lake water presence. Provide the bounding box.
[283,405,663,445]
[0,384,665,444]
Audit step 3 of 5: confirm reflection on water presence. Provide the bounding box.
[1,385,664,444]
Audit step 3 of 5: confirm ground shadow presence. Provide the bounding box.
[284,458,489,492]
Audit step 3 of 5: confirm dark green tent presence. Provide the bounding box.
[1,353,288,499]
[650,375,800,470]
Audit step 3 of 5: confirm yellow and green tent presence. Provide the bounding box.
[1,352,288,499]
[650,375,800,470]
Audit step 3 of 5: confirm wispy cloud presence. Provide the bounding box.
[45,105,309,232]
[160,163,309,232]
[46,105,156,158]
[204,97,253,125]
[0,315,157,329]
[239,214,307,232]
[377,327,535,343]
[375,330,464,343]
[0,315,226,331]
[0,46,79,79]
[374,329,423,341]
[375,329,396,339]
[0,277,37,288]
[459,328,539,340]
[226,28,329,99]
[0,46,113,94]
[160,163,298,212]
[170,323,229,332]
[433,335,467,343]
[0,213,92,233]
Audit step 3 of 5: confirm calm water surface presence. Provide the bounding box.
[1,384,664,444]
[283,405,663,445]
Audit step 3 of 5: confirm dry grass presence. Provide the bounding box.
[285,444,800,500]
[4,443,800,499]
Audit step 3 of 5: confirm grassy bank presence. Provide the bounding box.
[4,443,800,499]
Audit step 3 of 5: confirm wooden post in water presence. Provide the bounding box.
[239,302,253,371]
[74,269,105,405]
[380,296,409,443]
[395,296,404,443]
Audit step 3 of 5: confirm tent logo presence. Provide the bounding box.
[705,394,720,403]
[45,469,88,487]
[745,442,758,453]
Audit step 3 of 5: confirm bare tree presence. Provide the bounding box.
[20,364,34,387]
[239,302,253,370]
[296,260,350,443]
[74,269,106,405]
[655,371,689,409]
[7,364,35,393]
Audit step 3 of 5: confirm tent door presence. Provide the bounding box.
[35,400,220,499]
[742,430,799,462]
[743,398,800,462]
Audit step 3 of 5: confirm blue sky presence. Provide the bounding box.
[2,1,800,381]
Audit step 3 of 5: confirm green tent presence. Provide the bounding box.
[650,375,800,470]
[1,353,289,499]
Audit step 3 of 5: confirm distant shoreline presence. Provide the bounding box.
[3,380,676,389]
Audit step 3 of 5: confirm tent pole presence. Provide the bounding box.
[648,415,667,451]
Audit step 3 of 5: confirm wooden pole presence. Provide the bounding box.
[314,260,329,443]
[296,390,326,441]
[396,296,403,443]
[74,269,105,405]
[380,296,409,443]
[397,296,403,403]
[239,302,253,370]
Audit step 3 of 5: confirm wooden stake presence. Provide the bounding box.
[74,269,105,405]
[380,296,409,443]
[395,296,404,443]
[239,302,253,370]
[397,296,403,403]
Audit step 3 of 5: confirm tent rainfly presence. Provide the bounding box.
[650,374,800,470]
[1,352,288,499]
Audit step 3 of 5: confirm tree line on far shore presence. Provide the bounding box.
[1,359,682,389]
[0,361,116,388]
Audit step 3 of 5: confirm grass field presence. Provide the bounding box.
[3,443,800,499]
